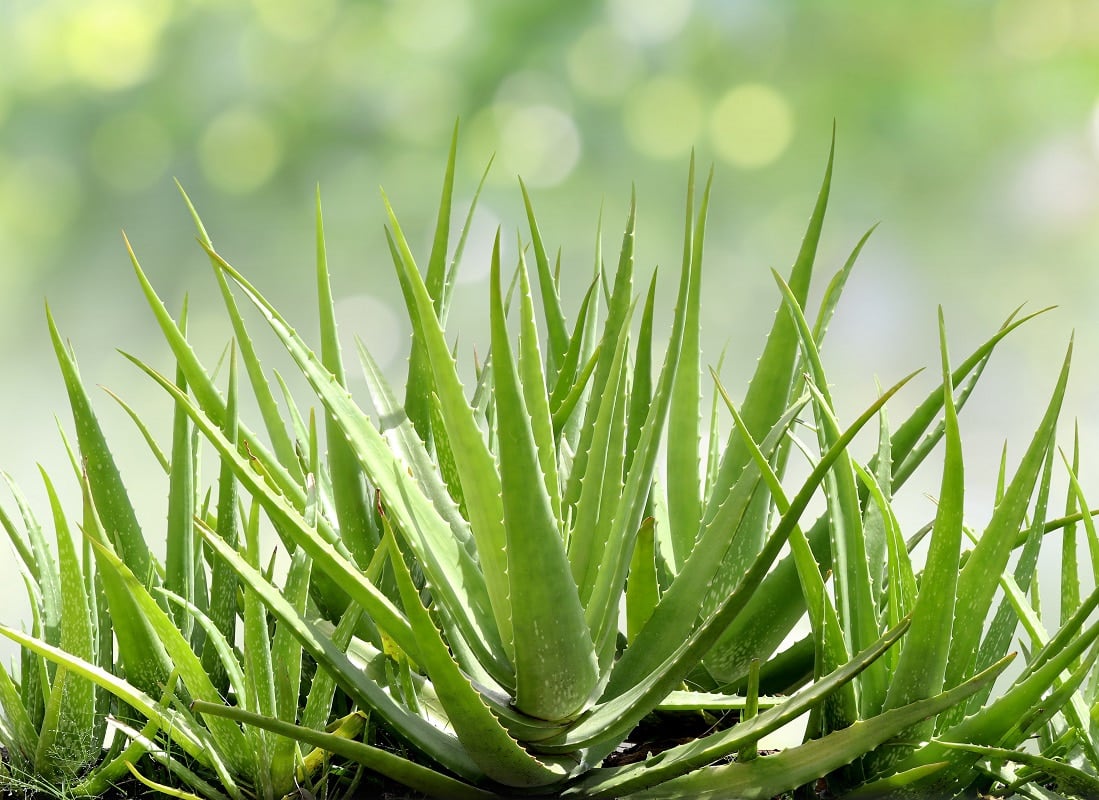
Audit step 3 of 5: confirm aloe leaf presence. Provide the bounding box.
[442,154,494,317]
[107,701,238,800]
[901,606,1099,781]
[173,186,302,484]
[666,155,703,568]
[129,354,427,660]
[165,299,196,639]
[705,307,1051,683]
[428,382,470,519]
[698,140,832,679]
[85,535,253,773]
[315,187,377,567]
[548,277,599,420]
[562,193,636,515]
[203,344,240,692]
[713,376,856,733]
[14,575,46,734]
[558,219,605,452]
[401,122,460,448]
[553,374,916,756]
[569,308,631,602]
[300,604,361,733]
[590,658,1007,800]
[551,343,601,437]
[1061,425,1082,629]
[943,339,1071,712]
[123,760,213,800]
[78,467,171,699]
[192,702,495,800]
[564,618,920,798]
[32,470,96,776]
[840,763,953,800]
[519,178,570,373]
[889,305,1053,488]
[605,396,807,697]
[773,269,882,716]
[585,176,711,667]
[1058,447,1098,661]
[625,272,658,476]
[101,387,170,472]
[0,626,211,765]
[968,443,1055,715]
[238,500,275,795]
[858,460,915,662]
[863,384,893,612]
[192,518,486,782]
[268,540,313,792]
[701,134,831,545]
[71,708,165,797]
[158,588,246,704]
[0,499,36,600]
[47,304,151,584]
[989,570,1099,768]
[812,224,877,343]
[356,340,509,686]
[382,517,570,788]
[1,475,59,648]
[382,194,513,655]
[936,742,1099,798]
[488,233,599,720]
[0,660,38,766]
[880,310,964,728]
[625,517,659,644]
[703,346,729,502]
[516,243,562,522]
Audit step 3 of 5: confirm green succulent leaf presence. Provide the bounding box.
[489,233,598,721]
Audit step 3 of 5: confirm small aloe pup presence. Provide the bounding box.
[2,125,1096,800]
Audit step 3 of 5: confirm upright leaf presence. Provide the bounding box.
[872,309,965,772]
[666,155,703,568]
[315,187,377,565]
[165,298,196,636]
[943,340,1071,706]
[47,306,151,583]
[489,233,598,720]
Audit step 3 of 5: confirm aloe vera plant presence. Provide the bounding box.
[2,129,1097,799]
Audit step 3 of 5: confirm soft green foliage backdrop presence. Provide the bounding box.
[2,0,1098,628]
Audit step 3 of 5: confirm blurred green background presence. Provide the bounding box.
[2,0,1098,609]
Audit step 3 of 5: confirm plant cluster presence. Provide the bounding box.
[2,131,1098,800]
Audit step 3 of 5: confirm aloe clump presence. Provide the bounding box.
[2,128,1098,799]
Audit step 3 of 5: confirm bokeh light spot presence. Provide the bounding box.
[383,68,464,145]
[89,111,174,193]
[251,0,338,43]
[994,0,1072,60]
[709,84,794,169]
[496,71,574,112]
[494,105,582,188]
[386,0,471,54]
[623,75,703,160]
[608,0,693,44]
[567,25,642,101]
[1010,139,1098,230]
[198,109,283,194]
[62,0,171,91]
[0,156,82,243]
